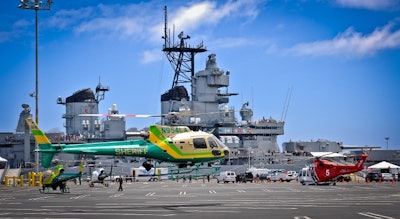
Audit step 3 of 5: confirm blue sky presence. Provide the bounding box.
[1,0,399,150]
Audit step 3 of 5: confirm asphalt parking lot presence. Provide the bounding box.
[1,180,399,219]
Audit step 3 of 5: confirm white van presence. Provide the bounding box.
[216,171,236,183]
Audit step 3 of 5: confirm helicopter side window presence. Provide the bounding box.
[208,137,218,149]
[193,138,207,149]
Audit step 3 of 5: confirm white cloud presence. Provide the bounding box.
[47,7,93,30]
[173,2,216,31]
[44,3,156,40]
[75,17,144,39]
[171,0,261,32]
[31,1,263,62]
[0,19,32,43]
[142,49,163,64]
[286,22,400,58]
[335,0,400,10]
[24,0,264,44]
[149,0,264,43]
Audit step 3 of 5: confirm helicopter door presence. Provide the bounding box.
[175,139,194,154]
[310,165,318,182]
[193,138,207,150]
[299,167,316,185]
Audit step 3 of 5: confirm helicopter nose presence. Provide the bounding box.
[223,149,230,156]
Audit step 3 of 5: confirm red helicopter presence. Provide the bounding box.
[298,150,370,185]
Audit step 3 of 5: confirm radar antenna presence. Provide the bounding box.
[162,5,207,92]
[95,77,110,102]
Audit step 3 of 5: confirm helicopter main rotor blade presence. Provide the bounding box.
[78,110,228,119]
[78,114,163,118]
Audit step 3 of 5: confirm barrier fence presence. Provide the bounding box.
[3,172,43,187]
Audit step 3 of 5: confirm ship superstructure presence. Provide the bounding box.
[56,81,126,140]
[160,7,284,164]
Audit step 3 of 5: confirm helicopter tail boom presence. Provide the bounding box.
[26,118,59,168]
[355,152,369,170]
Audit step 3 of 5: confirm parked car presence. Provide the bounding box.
[365,172,382,182]
[216,171,236,183]
[381,173,395,181]
[286,171,298,181]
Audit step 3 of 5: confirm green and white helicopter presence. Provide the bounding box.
[26,118,230,169]
[40,164,84,193]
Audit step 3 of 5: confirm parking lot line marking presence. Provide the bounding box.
[358,212,394,219]
[70,194,90,199]
[145,192,156,196]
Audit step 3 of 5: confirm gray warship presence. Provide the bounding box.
[159,6,284,165]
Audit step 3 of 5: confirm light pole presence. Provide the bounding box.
[19,0,53,172]
[384,137,390,150]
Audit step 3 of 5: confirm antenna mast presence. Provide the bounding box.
[95,77,110,102]
[281,86,292,122]
[162,5,207,94]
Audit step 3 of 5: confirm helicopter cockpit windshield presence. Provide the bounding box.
[213,136,230,156]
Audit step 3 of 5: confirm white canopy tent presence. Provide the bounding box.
[368,161,400,169]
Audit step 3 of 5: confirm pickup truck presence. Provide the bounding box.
[267,172,293,182]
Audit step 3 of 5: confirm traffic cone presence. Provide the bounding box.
[357,178,360,184]
[392,178,395,185]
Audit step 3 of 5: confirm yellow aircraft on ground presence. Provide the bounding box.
[41,164,83,193]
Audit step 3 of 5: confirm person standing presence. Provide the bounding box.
[118,175,123,191]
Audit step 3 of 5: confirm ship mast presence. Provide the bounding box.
[161,5,207,98]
